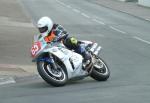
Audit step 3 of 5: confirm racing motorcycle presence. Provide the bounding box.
[31,34,110,87]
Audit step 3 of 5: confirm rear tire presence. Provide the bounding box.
[37,61,68,87]
[91,57,110,81]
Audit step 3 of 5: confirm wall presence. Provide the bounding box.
[138,0,150,7]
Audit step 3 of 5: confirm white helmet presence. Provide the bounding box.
[37,16,53,37]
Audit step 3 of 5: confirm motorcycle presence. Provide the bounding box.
[31,34,110,87]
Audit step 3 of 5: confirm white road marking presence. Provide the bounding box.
[110,26,126,34]
[81,13,90,18]
[73,9,80,13]
[56,0,66,6]
[92,19,105,25]
[56,0,107,25]
[94,16,99,19]
[0,77,16,85]
[94,16,104,21]
[133,36,150,45]
[145,19,150,21]
[66,5,72,8]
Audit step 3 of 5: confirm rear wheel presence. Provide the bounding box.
[37,60,68,87]
[91,57,110,81]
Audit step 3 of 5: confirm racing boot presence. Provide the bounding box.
[82,51,93,72]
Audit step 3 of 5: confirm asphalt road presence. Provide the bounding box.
[1,0,150,103]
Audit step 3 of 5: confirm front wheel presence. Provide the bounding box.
[37,61,68,87]
[90,57,110,81]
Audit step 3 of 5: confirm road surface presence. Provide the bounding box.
[0,0,150,103]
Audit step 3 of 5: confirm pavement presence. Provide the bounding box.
[0,0,38,85]
[0,0,150,85]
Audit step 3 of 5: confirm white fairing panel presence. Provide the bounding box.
[44,46,84,78]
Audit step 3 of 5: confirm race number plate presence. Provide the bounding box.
[31,41,41,57]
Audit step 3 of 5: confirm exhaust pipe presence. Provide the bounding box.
[90,43,98,52]
[94,46,102,55]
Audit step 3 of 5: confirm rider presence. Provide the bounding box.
[37,16,91,70]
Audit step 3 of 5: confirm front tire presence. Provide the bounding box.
[91,57,110,81]
[37,61,68,87]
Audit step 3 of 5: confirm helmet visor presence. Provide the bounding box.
[38,26,48,33]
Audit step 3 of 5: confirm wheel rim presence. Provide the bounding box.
[47,65,62,78]
[41,62,66,82]
[94,58,109,75]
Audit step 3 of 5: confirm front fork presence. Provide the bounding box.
[47,54,58,70]
[34,54,58,70]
